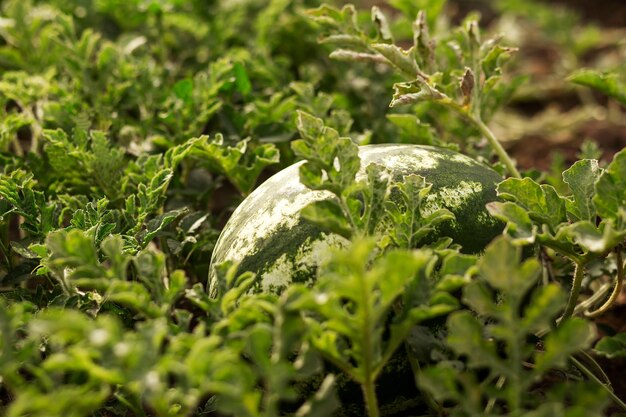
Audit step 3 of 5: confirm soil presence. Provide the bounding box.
[509,118,626,170]
[450,0,626,27]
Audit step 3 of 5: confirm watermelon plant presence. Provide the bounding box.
[1,0,626,416]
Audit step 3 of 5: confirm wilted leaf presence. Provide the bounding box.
[460,67,475,105]
[390,78,446,107]
[371,43,417,77]
[371,6,393,43]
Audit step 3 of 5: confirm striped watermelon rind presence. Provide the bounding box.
[209,144,504,296]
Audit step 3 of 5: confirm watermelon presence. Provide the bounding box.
[208,144,504,296]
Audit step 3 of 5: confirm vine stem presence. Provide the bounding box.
[360,265,380,417]
[560,261,585,322]
[585,249,624,318]
[573,282,613,316]
[440,97,521,179]
[362,377,380,417]
[577,351,613,390]
[472,117,521,179]
[571,356,626,412]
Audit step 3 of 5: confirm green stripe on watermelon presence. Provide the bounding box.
[209,144,503,296]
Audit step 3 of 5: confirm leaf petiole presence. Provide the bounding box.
[559,260,586,322]
[472,116,521,179]
[571,356,626,412]
[585,248,625,318]
[418,91,521,179]
[362,377,380,417]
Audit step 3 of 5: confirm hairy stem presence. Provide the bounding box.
[440,97,521,179]
[560,261,586,322]
[573,282,612,316]
[472,117,521,179]
[585,249,624,318]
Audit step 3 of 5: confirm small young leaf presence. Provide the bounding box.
[521,284,566,333]
[348,163,390,236]
[139,208,188,246]
[481,45,517,79]
[386,113,440,146]
[232,61,252,96]
[173,78,193,102]
[418,364,461,403]
[386,174,454,248]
